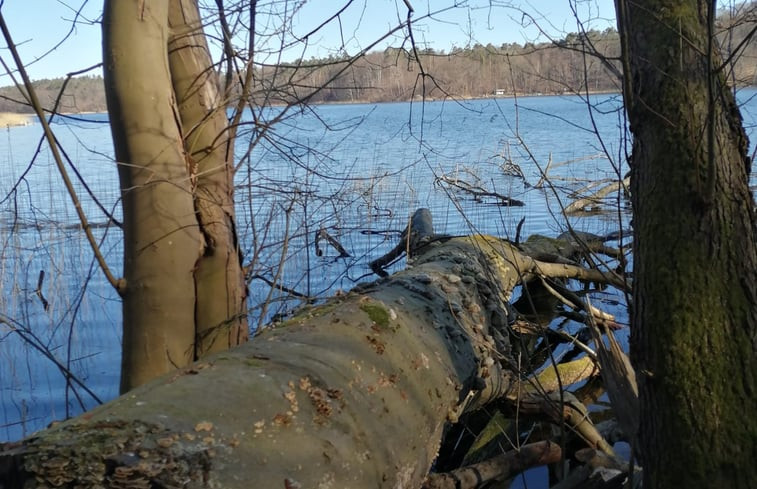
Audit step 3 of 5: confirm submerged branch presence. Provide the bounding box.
[565,176,630,214]
[434,174,525,206]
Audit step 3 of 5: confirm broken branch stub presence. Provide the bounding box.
[370,207,434,276]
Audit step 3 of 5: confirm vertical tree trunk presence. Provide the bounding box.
[616,1,757,486]
[167,0,248,355]
[103,0,203,392]
[103,0,248,392]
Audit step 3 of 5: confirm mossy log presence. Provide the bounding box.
[0,215,626,488]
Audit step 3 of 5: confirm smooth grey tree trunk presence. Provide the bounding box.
[103,0,248,393]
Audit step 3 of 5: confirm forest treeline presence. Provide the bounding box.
[2,19,756,113]
[0,75,107,114]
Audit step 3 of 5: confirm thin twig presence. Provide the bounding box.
[0,13,124,294]
[0,313,103,405]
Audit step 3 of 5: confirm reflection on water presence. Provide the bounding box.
[0,91,753,443]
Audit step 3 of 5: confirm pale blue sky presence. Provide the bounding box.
[0,0,616,81]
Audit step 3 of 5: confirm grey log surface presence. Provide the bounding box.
[0,211,625,488]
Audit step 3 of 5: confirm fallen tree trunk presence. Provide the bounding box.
[0,212,627,488]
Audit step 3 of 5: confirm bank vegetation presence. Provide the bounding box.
[3,8,757,113]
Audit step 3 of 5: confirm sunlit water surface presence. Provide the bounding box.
[1,92,755,469]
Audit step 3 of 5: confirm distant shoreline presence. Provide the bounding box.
[0,112,32,127]
[0,92,606,121]
[3,86,756,120]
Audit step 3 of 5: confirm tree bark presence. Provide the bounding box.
[0,232,620,488]
[616,1,757,486]
[103,0,249,392]
[422,441,562,489]
[103,0,203,392]
[167,0,248,355]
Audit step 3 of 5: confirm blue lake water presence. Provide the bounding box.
[0,91,755,449]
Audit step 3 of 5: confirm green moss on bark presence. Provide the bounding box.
[360,301,391,329]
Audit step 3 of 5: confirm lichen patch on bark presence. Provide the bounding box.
[16,420,230,488]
